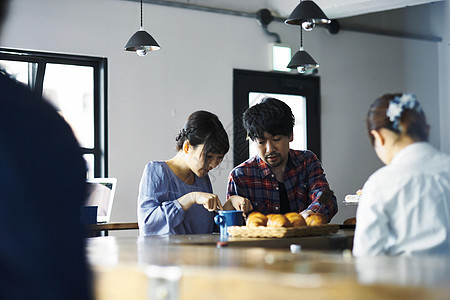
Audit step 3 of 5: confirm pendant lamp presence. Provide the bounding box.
[285,0,330,31]
[124,0,160,56]
[287,27,318,74]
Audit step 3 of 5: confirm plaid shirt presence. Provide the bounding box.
[227,149,338,221]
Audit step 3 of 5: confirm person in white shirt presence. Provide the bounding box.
[353,93,450,256]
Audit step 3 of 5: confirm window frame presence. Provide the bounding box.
[0,48,108,177]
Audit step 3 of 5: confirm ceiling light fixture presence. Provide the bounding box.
[285,0,330,31]
[287,27,318,74]
[124,0,160,56]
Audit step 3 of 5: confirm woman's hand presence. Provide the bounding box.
[178,192,223,211]
[194,192,224,211]
[223,195,253,215]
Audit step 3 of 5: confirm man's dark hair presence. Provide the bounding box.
[243,97,294,140]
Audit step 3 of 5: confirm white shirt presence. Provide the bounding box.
[353,142,450,256]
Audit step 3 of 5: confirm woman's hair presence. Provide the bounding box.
[175,110,229,166]
[243,97,295,140]
[366,93,429,145]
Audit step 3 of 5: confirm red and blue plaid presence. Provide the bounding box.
[227,149,338,221]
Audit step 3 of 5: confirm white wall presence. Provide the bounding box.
[0,0,445,225]
[439,0,450,154]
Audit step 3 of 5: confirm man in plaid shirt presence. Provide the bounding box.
[226,98,337,222]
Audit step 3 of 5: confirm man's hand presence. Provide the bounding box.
[300,209,315,220]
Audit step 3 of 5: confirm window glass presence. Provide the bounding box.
[42,64,95,148]
[1,48,108,177]
[0,60,30,85]
[83,154,95,179]
[248,92,307,158]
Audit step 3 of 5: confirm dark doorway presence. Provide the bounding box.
[233,69,321,167]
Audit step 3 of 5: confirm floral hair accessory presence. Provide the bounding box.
[386,94,422,130]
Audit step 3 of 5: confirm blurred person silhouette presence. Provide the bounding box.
[0,0,93,298]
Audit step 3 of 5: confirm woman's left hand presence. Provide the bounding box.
[224,195,253,215]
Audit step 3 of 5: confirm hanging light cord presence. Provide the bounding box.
[140,0,143,29]
[299,27,303,50]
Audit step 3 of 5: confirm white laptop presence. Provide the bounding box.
[84,178,117,223]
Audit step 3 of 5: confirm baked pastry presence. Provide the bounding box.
[247,218,266,227]
[267,214,291,228]
[248,212,266,219]
[266,214,276,220]
[284,212,307,227]
[343,217,356,225]
[305,213,327,226]
[246,212,268,227]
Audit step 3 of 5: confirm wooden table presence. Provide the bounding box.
[85,222,138,236]
[86,231,450,300]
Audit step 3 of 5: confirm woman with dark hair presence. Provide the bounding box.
[353,93,450,256]
[138,111,240,235]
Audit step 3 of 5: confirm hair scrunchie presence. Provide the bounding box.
[386,93,422,130]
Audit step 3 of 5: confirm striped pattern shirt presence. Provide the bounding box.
[227,149,338,221]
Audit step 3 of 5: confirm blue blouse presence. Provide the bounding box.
[137,161,214,235]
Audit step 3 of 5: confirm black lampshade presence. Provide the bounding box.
[124,0,160,56]
[124,30,160,56]
[287,49,319,74]
[285,0,330,30]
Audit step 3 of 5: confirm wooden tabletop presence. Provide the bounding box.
[85,222,139,231]
[86,232,450,300]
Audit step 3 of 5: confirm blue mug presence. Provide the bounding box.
[214,210,244,236]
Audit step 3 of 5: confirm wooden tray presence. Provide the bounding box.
[227,224,339,238]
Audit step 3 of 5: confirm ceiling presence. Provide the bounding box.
[270,0,443,19]
[140,0,443,19]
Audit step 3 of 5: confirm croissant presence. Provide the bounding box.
[246,212,268,227]
[284,212,307,227]
[343,217,356,225]
[267,214,291,228]
[248,212,266,220]
[305,213,327,226]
